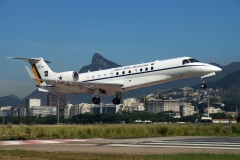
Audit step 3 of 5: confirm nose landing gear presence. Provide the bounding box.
[201,80,207,89]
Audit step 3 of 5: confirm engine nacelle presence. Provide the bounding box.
[48,71,79,81]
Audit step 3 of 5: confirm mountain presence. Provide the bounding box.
[0,94,24,106]
[8,94,21,100]
[79,53,121,73]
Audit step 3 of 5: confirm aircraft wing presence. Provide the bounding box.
[43,79,123,91]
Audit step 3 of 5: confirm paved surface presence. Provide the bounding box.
[1,137,240,154]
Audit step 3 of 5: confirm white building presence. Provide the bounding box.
[64,103,73,119]
[123,98,145,113]
[0,106,12,117]
[64,103,93,119]
[91,103,121,114]
[212,118,237,123]
[147,100,180,113]
[208,107,222,114]
[29,106,56,117]
[77,103,92,114]
[26,98,41,116]
[180,103,195,116]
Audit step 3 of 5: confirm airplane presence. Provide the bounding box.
[7,56,222,104]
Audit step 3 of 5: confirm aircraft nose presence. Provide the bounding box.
[213,66,222,72]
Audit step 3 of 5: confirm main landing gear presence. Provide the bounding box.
[92,97,101,104]
[92,92,122,105]
[112,92,122,105]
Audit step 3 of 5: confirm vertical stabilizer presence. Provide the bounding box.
[6,57,55,85]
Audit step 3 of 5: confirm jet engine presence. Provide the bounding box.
[48,71,79,81]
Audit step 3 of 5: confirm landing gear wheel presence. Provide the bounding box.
[112,98,120,105]
[201,83,207,89]
[92,97,101,104]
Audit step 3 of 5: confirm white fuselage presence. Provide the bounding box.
[50,57,221,95]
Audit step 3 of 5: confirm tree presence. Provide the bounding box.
[210,113,228,119]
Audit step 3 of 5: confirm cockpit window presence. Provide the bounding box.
[182,59,190,65]
[188,59,199,63]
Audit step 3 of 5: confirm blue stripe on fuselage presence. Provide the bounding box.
[82,65,201,82]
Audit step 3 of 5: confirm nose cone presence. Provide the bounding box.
[213,66,222,73]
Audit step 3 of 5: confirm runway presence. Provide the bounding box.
[1,137,240,154]
[107,137,240,150]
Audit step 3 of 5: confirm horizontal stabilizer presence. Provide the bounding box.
[38,88,52,93]
[6,57,51,63]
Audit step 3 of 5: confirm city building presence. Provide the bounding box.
[122,98,145,113]
[64,103,93,119]
[10,107,19,117]
[0,106,26,117]
[64,103,73,119]
[18,107,26,117]
[0,106,11,117]
[26,98,41,116]
[0,106,11,116]
[91,103,121,114]
[47,93,66,115]
[204,107,222,115]
[146,100,180,113]
[78,103,92,114]
[180,103,195,116]
[212,118,237,123]
[29,106,56,117]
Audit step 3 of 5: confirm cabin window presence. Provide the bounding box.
[116,72,119,76]
[145,68,148,71]
[140,68,143,72]
[182,59,190,65]
[128,70,131,74]
[151,67,154,70]
[122,71,125,74]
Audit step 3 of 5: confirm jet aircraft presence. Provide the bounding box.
[7,57,222,104]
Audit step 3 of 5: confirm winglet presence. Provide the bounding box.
[25,66,40,81]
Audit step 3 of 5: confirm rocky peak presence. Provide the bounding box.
[79,53,121,73]
[91,53,115,68]
[8,94,21,100]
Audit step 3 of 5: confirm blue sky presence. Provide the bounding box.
[0,0,240,99]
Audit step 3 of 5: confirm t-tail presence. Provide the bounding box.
[7,57,79,86]
[6,57,55,85]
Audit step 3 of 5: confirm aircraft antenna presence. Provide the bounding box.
[224,59,229,66]
[211,54,215,63]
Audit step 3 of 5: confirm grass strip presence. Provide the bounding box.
[0,150,240,160]
[0,123,240,140]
